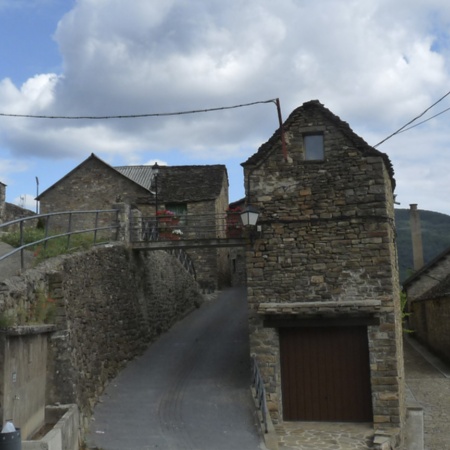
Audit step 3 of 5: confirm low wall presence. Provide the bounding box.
[0,326,54,439]
[22,404,79,450]
[0,243,203,437]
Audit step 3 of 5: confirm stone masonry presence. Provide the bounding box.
[0,182,5,224]
[242,100,405,447]
[0,242,203,437]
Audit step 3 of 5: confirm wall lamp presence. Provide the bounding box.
[240,205,260,243]
[240,205,260,227]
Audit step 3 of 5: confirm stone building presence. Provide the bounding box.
[242,100,404,444]
[37,153,230,289]
[403,245,450,362]
[0,182,5,223]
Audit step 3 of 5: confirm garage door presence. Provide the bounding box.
[279,326,373,422]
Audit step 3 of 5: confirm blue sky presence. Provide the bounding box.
[1,0,450,215]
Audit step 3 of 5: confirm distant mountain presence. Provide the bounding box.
[395,208,450,282]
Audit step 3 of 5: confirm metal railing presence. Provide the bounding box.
[166,248,196,279]
[251,355,269,434]
[0,209,120,269]
[131,212,244,242]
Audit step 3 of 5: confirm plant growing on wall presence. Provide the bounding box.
[401,292,414,333]
[0,288,57,329]
[157,210,181,240]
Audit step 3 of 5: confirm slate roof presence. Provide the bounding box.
[416,273,450,301]
[242,100,395,188]
[403,246,450,290]
[115,164,228,202]
[37,153,227,204]
[155,165,227,203]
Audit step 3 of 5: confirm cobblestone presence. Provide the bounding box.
[276,422,374,450]
[404,336,450,450]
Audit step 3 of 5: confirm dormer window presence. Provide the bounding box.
[304,134,324,161]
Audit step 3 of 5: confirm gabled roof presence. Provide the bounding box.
[114,165,156,191]
[37,154,228,204]
[156,165,228,203]
[242,100,395,187]
[415,272,450,301]
[403,245,450,290]
[36,153,147,199]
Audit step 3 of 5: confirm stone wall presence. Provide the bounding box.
[0,243,203,430]
[39,156,150,230]
[243,101,404,444]
[0,182,5,223]
[409,297,450,362]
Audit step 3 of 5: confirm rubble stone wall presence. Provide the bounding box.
[0,243,203,422]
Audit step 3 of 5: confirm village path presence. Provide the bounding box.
[86,287,267,450]
[0,241,34,281]
[404,335,450,450]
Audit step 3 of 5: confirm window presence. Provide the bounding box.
[304,134,324,161]
[166,203,187,225]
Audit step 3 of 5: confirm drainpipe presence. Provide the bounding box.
[409,204,424,271]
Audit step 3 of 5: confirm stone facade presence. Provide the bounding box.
[242,100,404,444]
[0,182,5,224]
[0,243,203,434]
[37,154,231,290]
[404,250,450,362]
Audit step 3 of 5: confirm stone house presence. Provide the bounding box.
[403,246,450,362]
[0,182,35,229]
[37,153,230,289]
[242,100,405,444]
[227,197,246,287]
[0,181,5,223]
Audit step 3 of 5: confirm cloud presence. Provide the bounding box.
[1,0,450,211]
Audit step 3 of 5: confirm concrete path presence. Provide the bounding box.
[86,287,267,450]
[404,336,450,450]
[0,241,34,281]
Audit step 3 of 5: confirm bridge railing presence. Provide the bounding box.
[131,212,243,242]
[0,209,120,269]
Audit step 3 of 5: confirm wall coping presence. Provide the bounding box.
[258,300,382,315]
[0,324,56,336]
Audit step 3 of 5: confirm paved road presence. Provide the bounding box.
[86,287,267,450]
[404,336,450,450]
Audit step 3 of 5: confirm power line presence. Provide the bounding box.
[374,89,450,147]
[0,98,277,120]
[396,106,450,135]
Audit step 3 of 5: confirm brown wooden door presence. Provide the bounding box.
[280,326,373,422]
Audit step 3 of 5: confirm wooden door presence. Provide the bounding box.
[279,326,373,422]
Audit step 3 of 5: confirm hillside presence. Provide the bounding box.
[395,208,450,282]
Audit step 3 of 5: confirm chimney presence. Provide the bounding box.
[409,204,424,271]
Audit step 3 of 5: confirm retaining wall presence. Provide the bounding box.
[0,243,203,437]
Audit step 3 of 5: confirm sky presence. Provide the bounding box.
[1,0,450,215]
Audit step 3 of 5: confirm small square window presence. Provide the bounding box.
[304,134,324,160]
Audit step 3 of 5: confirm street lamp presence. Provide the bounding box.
[240,205,259,227]
[152,162,159,213]
[152,162,159,239]
[240,205,260,243]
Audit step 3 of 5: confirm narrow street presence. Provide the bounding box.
[86,287,266,450]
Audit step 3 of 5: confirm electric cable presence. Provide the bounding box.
[0,99,277,120]
[374,89,450,147]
